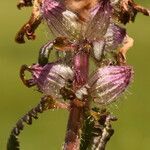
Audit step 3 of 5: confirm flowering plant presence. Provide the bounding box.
[7,0,149,150]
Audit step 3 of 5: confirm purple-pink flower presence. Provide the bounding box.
[41,0,112,40]
[30,63,74,99]
[41,0,127,63]
[8,0,150,149]
[26,63,133,105]
[87,65,133,105]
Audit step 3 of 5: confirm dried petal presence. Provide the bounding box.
[114,0,150,24]
[88,65,133,105]
[42,0,67,37]
[92,41,105,61]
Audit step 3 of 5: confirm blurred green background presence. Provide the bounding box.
[0,0,150,150]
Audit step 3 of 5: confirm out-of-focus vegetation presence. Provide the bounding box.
[0,1,150,150]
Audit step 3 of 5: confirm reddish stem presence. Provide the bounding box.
[64,51,89,150]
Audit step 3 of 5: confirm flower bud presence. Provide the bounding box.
[104,23,126,51]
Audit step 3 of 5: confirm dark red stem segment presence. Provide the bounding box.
[73,51,89,88]
[64,51,89,150]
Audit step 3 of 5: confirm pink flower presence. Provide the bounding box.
[87,65,134,105]
[75,65,133,105]
[28,63,133,105]
[30,63,74,100]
